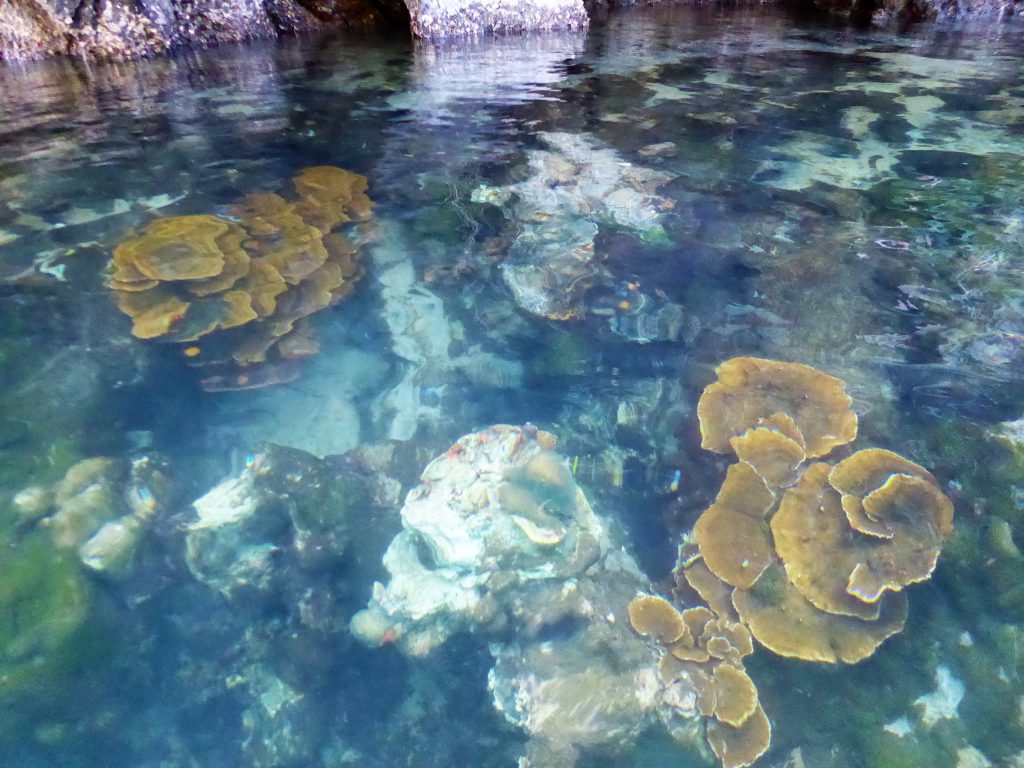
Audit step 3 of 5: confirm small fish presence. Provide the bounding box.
[668,469,682,494]
[128,484,156,517]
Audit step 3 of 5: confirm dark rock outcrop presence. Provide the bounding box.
[0,0,409,62]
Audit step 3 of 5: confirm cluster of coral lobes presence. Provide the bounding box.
[107,166,373,390]
[630,357,954,768]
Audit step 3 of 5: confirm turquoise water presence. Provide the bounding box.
[2,7,1024,767]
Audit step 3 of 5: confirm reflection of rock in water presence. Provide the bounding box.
[391,33,587,122]
[352,425,705,766]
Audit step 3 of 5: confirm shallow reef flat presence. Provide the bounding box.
[2,7,1024,768]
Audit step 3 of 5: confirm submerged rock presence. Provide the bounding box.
[186,444,369,598]
[353,424,704,765]
[479,132,676,321]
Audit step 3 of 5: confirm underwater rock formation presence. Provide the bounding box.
[186,444,372,598]
[0,534,95,705]
[181,442,415,766]
[675,357,953,665]
[107,166,372,391]
[352,425,706,765]
[473,132,676,322]
[15,454,172,580]
[0,0,408,62]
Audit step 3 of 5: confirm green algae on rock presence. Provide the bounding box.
[0,534,94,703]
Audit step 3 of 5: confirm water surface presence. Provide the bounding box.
[2,8,1024,767]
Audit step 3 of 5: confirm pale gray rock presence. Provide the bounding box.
[352,424,704,765]
[405,0,587,39]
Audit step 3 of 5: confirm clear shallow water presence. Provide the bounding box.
[2,8,1024,767]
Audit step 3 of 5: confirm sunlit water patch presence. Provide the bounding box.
[2,8,1024,768]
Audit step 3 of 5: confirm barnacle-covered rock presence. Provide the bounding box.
[731,563,908,664]
[108,166,372,391]
[697,357,858,459]
[694,462,776,590]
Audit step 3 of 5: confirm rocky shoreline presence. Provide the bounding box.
[2,0,1020,64]
[0,0,409,62]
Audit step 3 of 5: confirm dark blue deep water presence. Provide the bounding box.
[2,7,1024,768]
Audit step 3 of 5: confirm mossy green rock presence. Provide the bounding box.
[0,533,93,702]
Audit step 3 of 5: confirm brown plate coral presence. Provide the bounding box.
[107,166,373,391]
[697,357,858,459]
[665,356,954,764]
[629,592,770,768]
[683,357,952,668]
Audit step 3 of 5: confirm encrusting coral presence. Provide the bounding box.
[659,357,955,765]
[107,166,373,391]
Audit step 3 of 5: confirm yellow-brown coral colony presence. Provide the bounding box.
[631,591,771,768]
[636,357,955,767]
[107,167,373,390]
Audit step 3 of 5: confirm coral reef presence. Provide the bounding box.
[473,132,676,321]
[107,166,373,391]
[628,593,771,768]
[662,357,955,763]
[678,357,953,666]
[352,425,705,766]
